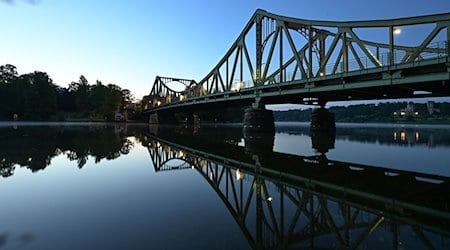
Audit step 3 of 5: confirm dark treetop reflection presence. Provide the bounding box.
[144,124,450,249]
[0,124,142,178]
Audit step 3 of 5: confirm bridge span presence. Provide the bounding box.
[143,9,450,130]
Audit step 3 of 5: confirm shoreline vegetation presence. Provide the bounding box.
[0,64,142,122]
[274,102,450,125]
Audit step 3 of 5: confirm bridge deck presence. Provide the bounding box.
[146,57,449,113]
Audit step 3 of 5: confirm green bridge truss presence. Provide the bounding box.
[144,9,450,113]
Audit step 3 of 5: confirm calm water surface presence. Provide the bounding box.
[0,122,449,249]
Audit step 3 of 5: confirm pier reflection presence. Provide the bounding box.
[144,125,450,249]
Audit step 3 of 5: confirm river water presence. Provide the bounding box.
[0,122,449,249]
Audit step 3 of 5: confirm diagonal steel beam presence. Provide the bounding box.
[407,23,445,62]
[345,28,382,67]
[282,23,308,78]
[319,32,343,74]
[263,28,280,81]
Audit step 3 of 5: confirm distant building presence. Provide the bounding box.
[406,102,415,114]
[427,101,434,115]
[426,101,440,115]
[393,102,419,119]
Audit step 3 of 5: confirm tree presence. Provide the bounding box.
[21,71,57,119]
[121,89,133,105]
[56,86,76,112]
[72,75,90,113]
[89,80,108,116]
[0,64,20,118]
[103,84,123,120]
[0,64,18,84]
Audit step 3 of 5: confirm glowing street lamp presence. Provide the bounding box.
[236,168,244,181]
[393,28,401,35]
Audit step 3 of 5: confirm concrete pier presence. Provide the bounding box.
[311,107,336,132]
[148,111,177,125]
[243,107,275,134]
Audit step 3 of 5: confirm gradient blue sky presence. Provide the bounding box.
[1,0,450,101]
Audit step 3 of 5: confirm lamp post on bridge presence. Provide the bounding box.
[389,26,401,65]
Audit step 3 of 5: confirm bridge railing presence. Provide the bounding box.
[279,40,449,82]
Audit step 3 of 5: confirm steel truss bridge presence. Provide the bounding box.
[143,129,450,249]
[144,9,450,114]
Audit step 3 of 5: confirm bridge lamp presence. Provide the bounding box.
[236,169,244,181]
[393,27,401,35]
[319,72,324,77]
[267,196,273,202]
[156,100,162,106]
[232,81,244,92]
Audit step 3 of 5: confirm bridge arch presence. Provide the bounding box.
[147,76,197,107]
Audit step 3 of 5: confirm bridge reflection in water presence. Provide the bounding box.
[143,126,450,249]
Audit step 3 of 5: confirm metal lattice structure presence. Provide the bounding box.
[143,133,450,249]
[147,139,194,172]
[145,76,197,109]
[145,10,450,112]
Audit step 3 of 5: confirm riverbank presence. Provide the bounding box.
[0,121,147,127]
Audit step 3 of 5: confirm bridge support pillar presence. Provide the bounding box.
[243,107,275,134]
[183,113,200,127]
[311,107,336,132]
[148,111,177,125]
[311,130,336,154]
[243,131,274,155]
[149,113,159,124]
